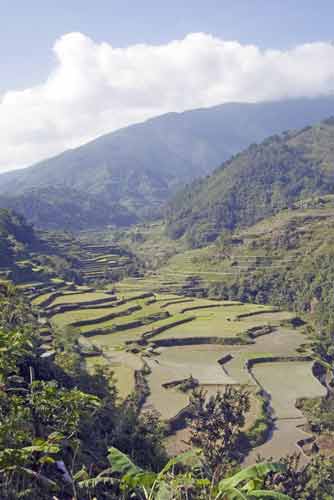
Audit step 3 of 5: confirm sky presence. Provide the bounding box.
[1,0,334,172]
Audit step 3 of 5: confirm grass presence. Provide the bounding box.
[81,314,187,347]
[50,291,114,306]
[71,295,299,353]
[152,304,277,341]
[16,282,46,289]
[109,364,136,398]
[32,292,55,306]
[51,302,137,328]
[163,298,241,315]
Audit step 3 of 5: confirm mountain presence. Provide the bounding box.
[2,96,334,230]
[166,117,334,247]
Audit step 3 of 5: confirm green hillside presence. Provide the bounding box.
[0,209,37,269]
[166,118,334,246]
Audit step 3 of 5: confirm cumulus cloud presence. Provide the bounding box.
[1,32,334,172]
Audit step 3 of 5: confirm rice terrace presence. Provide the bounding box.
[20,227,326,465]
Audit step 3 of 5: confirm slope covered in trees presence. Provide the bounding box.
[0,209,37,268]
[2,97,334,229]
[166,118,334,246]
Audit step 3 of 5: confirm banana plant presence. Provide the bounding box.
[79,446,294,500]
[216,463,293,499]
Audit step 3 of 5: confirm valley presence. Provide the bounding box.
[0,199,330,466]
[2,114,334,498]
[9,232,322,464]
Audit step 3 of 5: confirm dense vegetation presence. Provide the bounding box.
[166,118,334,246]
[0,283,168,498]
[196,199,334,333]
[0,187,137,231]
[2,97,334,229]
[0,209,37,268]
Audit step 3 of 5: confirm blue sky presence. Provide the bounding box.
[1,0,334,92]
[1,0,334,171]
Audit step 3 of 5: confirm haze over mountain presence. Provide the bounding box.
[2,96,334,230]
[166,117,334,246]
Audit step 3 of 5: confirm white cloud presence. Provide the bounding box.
[1,32,334,172]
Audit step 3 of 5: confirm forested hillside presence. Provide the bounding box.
[166,118,334,246]
[0,187,137,231]
[2,96,334,230]
[0,209,37,267]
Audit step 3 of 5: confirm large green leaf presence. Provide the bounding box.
[121,471,156,491]
[158,448,202,479]
[107,447,142,477]
[219,463,286,491]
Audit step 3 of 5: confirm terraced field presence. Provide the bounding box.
[30,277,323,463]
[115,203,334,302]
[40,230,137,282]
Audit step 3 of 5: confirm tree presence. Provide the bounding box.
[188,386,250,479]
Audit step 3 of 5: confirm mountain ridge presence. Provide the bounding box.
[2,96,334,229]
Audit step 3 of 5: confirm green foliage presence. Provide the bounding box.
[188,387,251,477]
[86,446,293,500]
[0,284,168,498]
[262,453,334,500]
[0,328,33,382]
[0,186,138,231]
[0,209,37,268]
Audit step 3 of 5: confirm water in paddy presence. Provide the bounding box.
[145,328,307,419]
[246,361,326,462]
[146,329,324,462]
[145,345,236,419]
[252,362,325,419]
